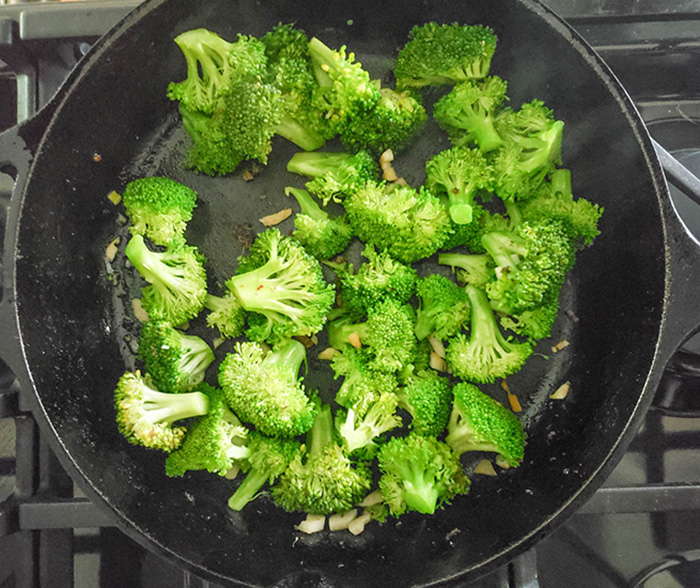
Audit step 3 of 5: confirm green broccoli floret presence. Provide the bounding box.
[433,76,508,152]
[330,346,399,415]
[336,391,402,455]
[344,181,451,263]
[339,87,427,155]
[445,285,533,384]
[445,382,526,467]
[500,292,560,342]
[481,220,575,315]
[394,22,498,88]
[114,371,209,452]
[225,229,335,345]
[121,177,197,246]
[272,404,373,515]
[286,149,380,205]
[425,146,495,225]
[204,292,246,339]
[167,28,267,115]
[165,385,250,477]
[228,431,302,511]
[396,370,453,437]
[137,320,215,393]
[218,339,316,438]
[414,274,471,341]
[438,251,496,288]
[328,299,417,373]
[125,235,207,326]
[329,243,418,320]
[377,433,470,516]
[285,187,353,260]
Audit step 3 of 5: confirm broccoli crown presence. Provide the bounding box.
[228,431,302,511]
[165,385,249,477]
[122,177,197,246]
[308,37,382,133]
[204,292,247,339]
[445,285,533,384]
[125,235,207,326]
[481,220,575,315]
[500,292,560,342]
[336,391,402,455]
[377,433,470,516]
[137,320,215,393]
[414,273,471,341]
[226,229,335,345]
[446,382,526,467]
[345,181,451,263]
[438,251,496,288]
[286,150,380,205]
[425,146,495,225]
[332,244,418,319]
[285,187,353,260]
[272,404,373,515]
[218,339,316,438]
[167,28,267,115]
[433,76,508,153]
[114,371,209,452]
[339,87,427,155]
[397,369,453,437]
[394,22,497,88]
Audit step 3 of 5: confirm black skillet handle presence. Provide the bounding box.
[652,139,700,416]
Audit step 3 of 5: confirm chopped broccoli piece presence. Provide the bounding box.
[137,320,215,393]
[445,382,526,467]
[445,285,533,384]
[204,292,246,339]
[414,274,471,341]
[125,235,207,326]
[438,251,496,288]
[226,229,335,345]
[114,371,209,452]
[121,177,197,246]
[272,404,373,515]
[285,187,353,260]
[377,433,470,516]
[336,391,402,455]
[394,22,498,88]
[218,339,316,438]
[500,292,560,342]
[397,370,453,437]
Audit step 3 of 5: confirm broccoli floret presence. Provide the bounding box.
[344,181,451,263]
[167,28,267,115]
[125,235,207,326]
[414,274,471,342]
[285,187,353,260]
[286,150,380,205]
[445,382,526,467]
[165,385,250,477]
[433,76,508,153]
[396,370,453,437]
[114,371,209,452]
[228,431,302,511]
[272,404,373,515]
[137,320,215,393]
[445,285,533,384]
[225,229,335,345]
[336,392,402,455]
[204,292,246,339]
[121,177,197,246]
[218,339,316,438]
[339,87,427,155]
[425,146,495,225]
[500,292,560,342]
[328,299,417,373]
[394,22,498,88]
[330,346,399,415]
[481,220,575,315]
[438,251,496,288]
[377,433,470,516]
[329,243,418,320]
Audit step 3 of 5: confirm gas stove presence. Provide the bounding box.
[1,2,700,587]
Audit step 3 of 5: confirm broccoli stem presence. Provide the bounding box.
[275,115,326,152]
[174,29,232,89]
[480,232,527,269]
[286,151,354,179]
[142,387,209,425]
[465,284,507,350]
[178,333,216,382]
[262,339,307,376]
[551,168,572,196]
[400,461,440,514]
[285,187,328,221]
[308,37,341,78]
[228,468,270,511]
[438,252,492,286]
[307,404,334,459]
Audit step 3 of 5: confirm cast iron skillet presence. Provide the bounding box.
[2,0,700,586]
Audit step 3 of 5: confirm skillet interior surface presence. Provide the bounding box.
[11,0,669,585]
